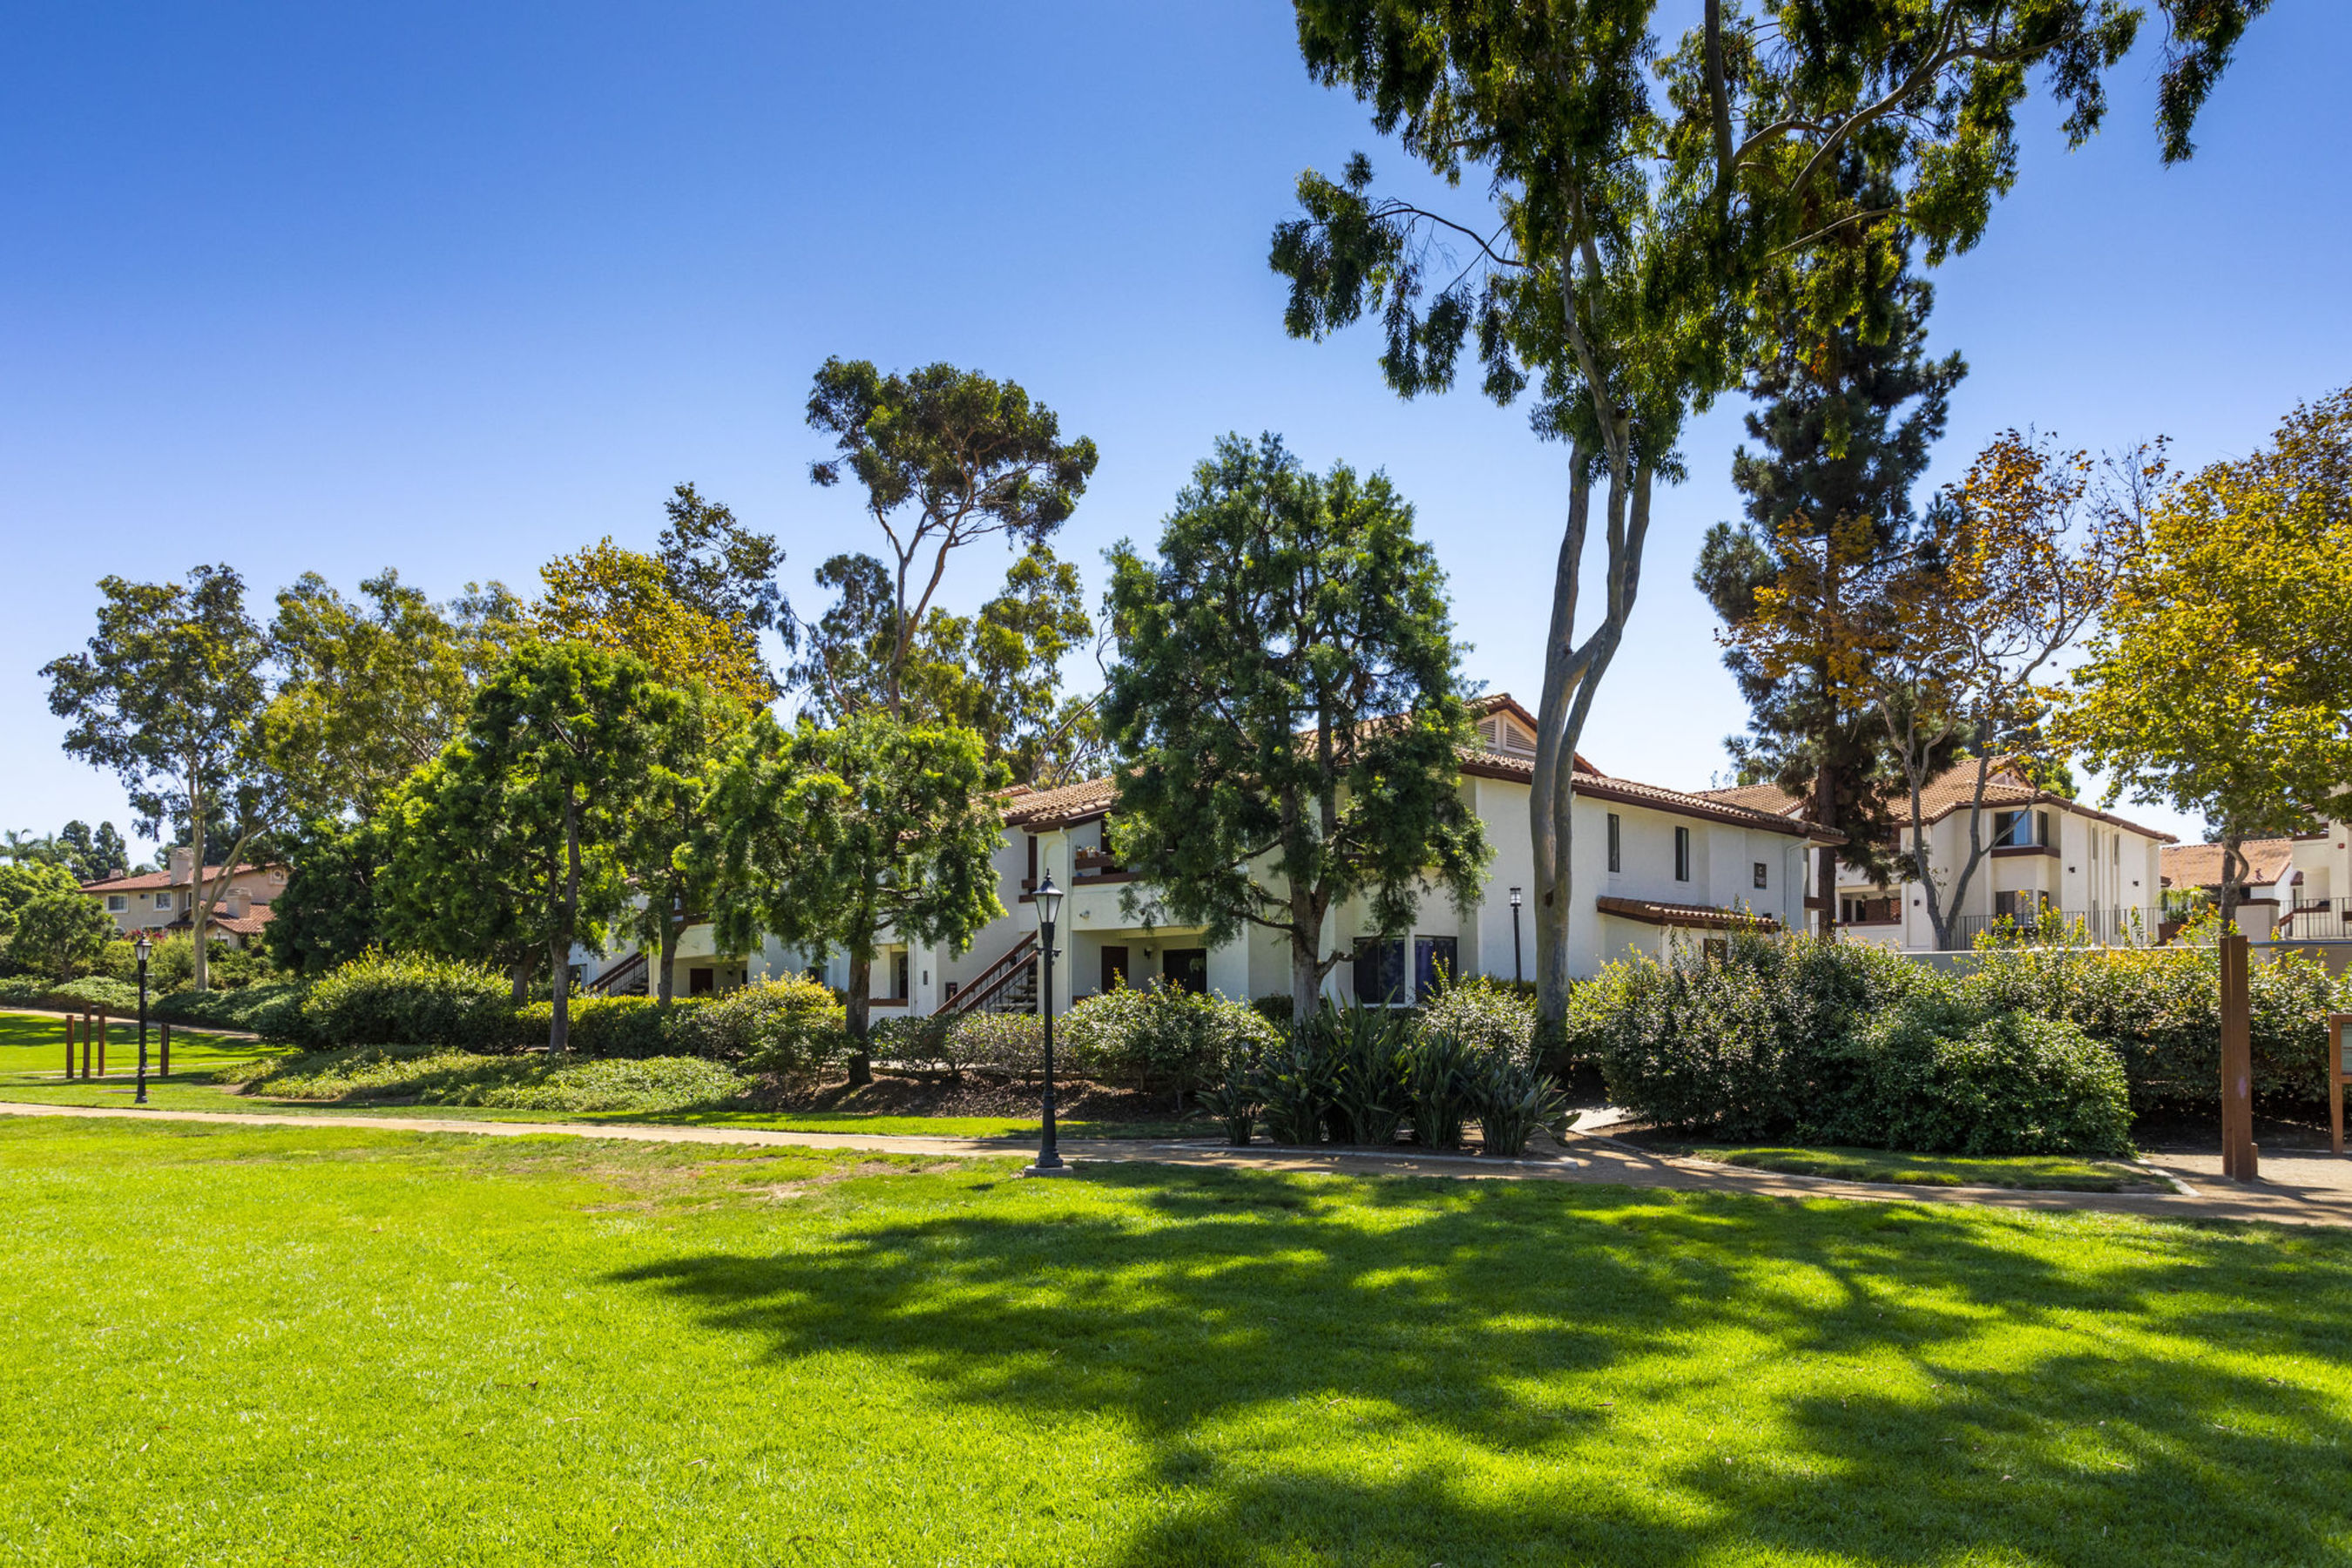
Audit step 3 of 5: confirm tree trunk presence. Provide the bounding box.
[2219,829,2245,933]
[844,946,873,1085]
[1811,746,1838,937]
[551,790,581,1053]
[188,781,210,993]
[510,960,531,1005]
[655,904,680,1007]
[1289,891,1328,1030]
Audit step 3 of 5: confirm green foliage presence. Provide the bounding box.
[706,709,1005,1044]
[875,1010,1047,1079]
[7,891,119,981]
[1416,974,1537,1068]
[267,817,385,976]
[1861,1007,2133,1158]
[1102,432,1489,1021]
[1399,1026,1482,1150]
[1058,983,1281,1094]
[0,861,84,945]
[1468,1052,1568,1159]
[1320,1003,1412,1146]
[299,950,520,1052]
[677,977,849,1077]
[246,1046,749,1114]
[153,980,308,1038]
[1255,1028,1339,1147]
[1193,1042,1267,1146]
[511,996,685,1058]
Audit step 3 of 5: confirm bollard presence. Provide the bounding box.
[81,1013,92,1080]
[2330,1011,2349,1159]
[96,1011,108,1078]
[2220,934,2258,1181]
[64,1016,77,1080]
[160,1023,172,1080]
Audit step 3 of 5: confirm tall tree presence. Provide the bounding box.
[707,710,1005,1081]
[804,358,1098,715]
[1697,217,1965,930]
[0,862,84,949]
[2058,389,2352,928]
[1733,431,2137,947]
[43,565,282,990]
[264,569,517,823]
[384,643,680,1047]
[9,890,117,982]
[618,681,744,1007]
[1102,434,1490,1024]
[656,483,793,646]
[1269,0,2266,1039]
[537,540,776,707]
[267,817,387,976]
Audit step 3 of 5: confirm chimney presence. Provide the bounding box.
[167,846,194,886]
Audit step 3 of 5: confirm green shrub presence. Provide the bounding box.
[246,1045,749,1114]
[299,950,519,1051]
[1468,1052,1568,1157]
[1321,1004,1411,1146]
[154,981,308,1038]
[671,977,848,1075]
[513,995,687,1058]
[1059,983,1279,1092]
[1417,974,1538,1067]
[1257,1028,1339,1146]
[0,974,143,1013]
[1401,1027,1481,1150]
[1861,1006,2133,1157]
[1194,1042,1266,1145]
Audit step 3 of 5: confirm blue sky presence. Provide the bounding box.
[5,2,2347,858]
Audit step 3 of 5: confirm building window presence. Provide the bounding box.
[1673,826,1692,882]
[154,892,172,909]
[1413,936,1457,1001]
[1606,813,1620,873]
[1353,936,1408,1004]
[1752,861,1768,890]
[106,895,126,913]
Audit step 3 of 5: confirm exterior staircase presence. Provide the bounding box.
[939,931,1040,1018]
[586,950,649,997]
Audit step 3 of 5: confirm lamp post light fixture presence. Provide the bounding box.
[1023,874,1071,1178]
[1508,886,1524,987]
[133,932,152,1105]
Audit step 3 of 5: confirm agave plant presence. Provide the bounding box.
[1256,1027,1338,1146]
[1470,1051,1569,1158]
[1402,1026,1480,1150]
[1193,1043,1266,1146]
[1323,1002,1411,1146]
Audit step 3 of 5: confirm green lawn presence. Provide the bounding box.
[3,1117,2347,1565]
[0,1012,1200,1139]
[1684,1144,2170,1193]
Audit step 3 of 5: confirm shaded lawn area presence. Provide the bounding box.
[1682,1144,2169,1193]
[0,1013,1196,1138]
[3,1119,2349,1566]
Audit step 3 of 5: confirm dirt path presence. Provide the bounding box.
[5,1098,2349,1228]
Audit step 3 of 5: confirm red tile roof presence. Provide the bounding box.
[2159,838,2298,892]
[1595,896,1781,932]
[1695,760,2177,843]
[80,863,285,893]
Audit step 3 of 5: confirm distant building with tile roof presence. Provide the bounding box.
[80,848,287,950]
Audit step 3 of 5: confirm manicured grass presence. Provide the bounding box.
[1685,1143,2170,1193]
[3,1117,2348,1565]
[0,1015,1199,1139]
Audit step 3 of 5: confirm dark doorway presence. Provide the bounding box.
[1413,936,1458,1002]
[688,966,715,996]
[1163,948,1208,995]
[893,950,910,1000]
[1100,944,1130,993]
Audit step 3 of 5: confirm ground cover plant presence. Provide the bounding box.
[241,1046,753,1114]
[1,1117,2348,1566]
[1679,1144,2169,1193]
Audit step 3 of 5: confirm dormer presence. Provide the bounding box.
[1477,712,1538,756]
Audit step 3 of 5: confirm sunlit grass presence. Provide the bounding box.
[3,1115,2347,1565]
[1684,1143,2169,1193]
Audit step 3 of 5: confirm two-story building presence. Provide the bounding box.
[1702,757,2173,950]
[692,695,1837,1017]
[2160,810,2352,943]
[78,848,287,950]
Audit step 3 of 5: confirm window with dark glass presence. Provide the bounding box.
[1413,936,1458,1002]
[1673,826,1692,882]
[1607,813,1621,873]
[1352,936,1408,1004]
[1752,861,1767,889]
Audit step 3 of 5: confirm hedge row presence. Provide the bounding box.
[1571,930,2348,1153]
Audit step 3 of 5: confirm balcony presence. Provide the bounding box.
[1073,844,1132,882]
[2280,901,2352,942]
[1945,909,2154,949]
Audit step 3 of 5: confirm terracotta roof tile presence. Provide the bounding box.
[2159,838,2298,892]
[81,863,284,893]
[1595,896,1781,932]
[1697,760,2177,843]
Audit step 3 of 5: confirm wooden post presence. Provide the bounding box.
[2329,1011,2349,1159]
[2220,933,2258,1181]
[160,1023,172,1079]
[64,1015,77,1079]
[96,1011,107,1078]
[80,1013,92,1081]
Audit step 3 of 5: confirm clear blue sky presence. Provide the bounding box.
[5,1,2346,858]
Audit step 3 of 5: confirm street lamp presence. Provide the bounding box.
[133,932,152,1105]
[1509,887,1524,987]
[1023,874,1071,1178]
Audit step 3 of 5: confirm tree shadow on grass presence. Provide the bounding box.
[612,1164,2352,1566]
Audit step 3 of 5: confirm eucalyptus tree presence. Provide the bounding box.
[1269,0,2268,1037]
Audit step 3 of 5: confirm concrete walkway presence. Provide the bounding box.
[4,1099,2349,1228]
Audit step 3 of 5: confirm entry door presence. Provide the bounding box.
[1100,945,1130,993]
[688,966,715,995]
[1162,948,1208,995]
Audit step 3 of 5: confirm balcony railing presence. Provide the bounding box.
[2279,901,2352,942]
[1943,909,2154,949]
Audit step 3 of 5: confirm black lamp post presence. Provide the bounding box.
[1024,874,1071,1177]
[134,932,152,1105]
[1509,887,1524,987]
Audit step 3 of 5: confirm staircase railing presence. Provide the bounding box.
[586,950,648,996]
[939,931,1039,1018]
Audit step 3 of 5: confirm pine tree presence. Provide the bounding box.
[1694,216,1964,930]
